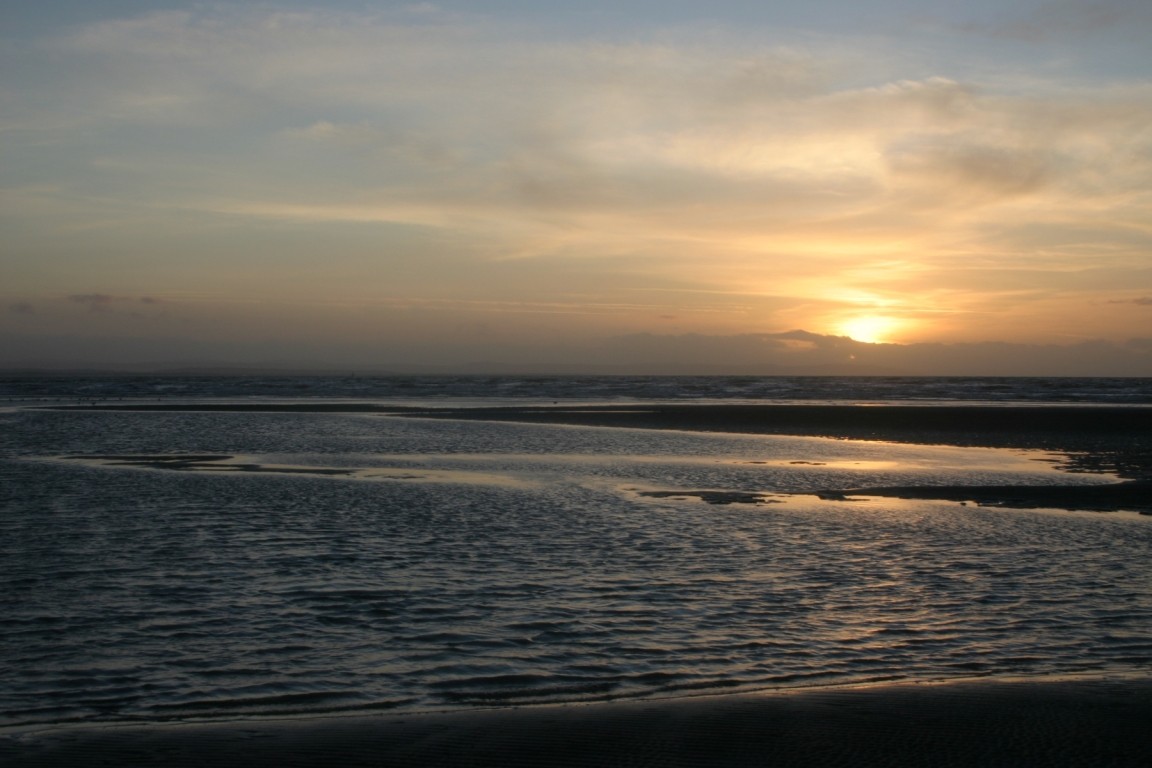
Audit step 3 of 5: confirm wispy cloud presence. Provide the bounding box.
[2,4,1150,361]
[66,17,1148,211]
[66,293,164,314]
[68,293,119,312]
[944,0,1152,42]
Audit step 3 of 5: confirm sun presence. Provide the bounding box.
[837,316,900,344]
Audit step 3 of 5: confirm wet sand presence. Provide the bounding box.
[48,401,1152,459]
[5,678,1151,767]
[47,402,1152,512]
[55,401,1152,458]
[399,404,1152,513]
[395,403,1152,456]
[18,402,1152,764]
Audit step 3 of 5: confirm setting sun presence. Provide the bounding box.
[837,316,901,344]
[1,1,1149,376]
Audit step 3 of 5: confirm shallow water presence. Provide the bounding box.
[2,408,1150,727]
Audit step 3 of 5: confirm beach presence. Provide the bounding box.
[60,401,1152,513]
[395,402,1152,457]
[6,396,1152,765]
[395,403,1152,513]
[61,399,1152,455]
[5,677,1152,767]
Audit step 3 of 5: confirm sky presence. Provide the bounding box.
[2,0,1151,374]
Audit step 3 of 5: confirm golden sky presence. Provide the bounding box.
[2,2,1151,373]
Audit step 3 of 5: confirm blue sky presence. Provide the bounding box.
[2,1,1151,372]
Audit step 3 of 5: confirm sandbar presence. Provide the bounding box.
[397,404,1152,513]
[43,402,1152,512]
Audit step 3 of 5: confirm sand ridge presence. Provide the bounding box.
[4,678,1151,767]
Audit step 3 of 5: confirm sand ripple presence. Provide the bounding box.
[2,409,1150,726]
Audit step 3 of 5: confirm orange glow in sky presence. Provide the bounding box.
[1,2,1150,374]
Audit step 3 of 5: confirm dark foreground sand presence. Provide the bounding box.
[4,679,1151,767]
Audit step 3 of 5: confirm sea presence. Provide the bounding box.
[3,375,1151,729]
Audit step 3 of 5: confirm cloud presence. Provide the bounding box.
[948,0,1152,42]
[589,330,1152,376]
[20,10,1152,240]
[68,293,119,311]
[65,293,164,315]
[9,302,36,315]
[6,327,1145,376]
[886,139,1055,202]
[2,6,1149,352]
